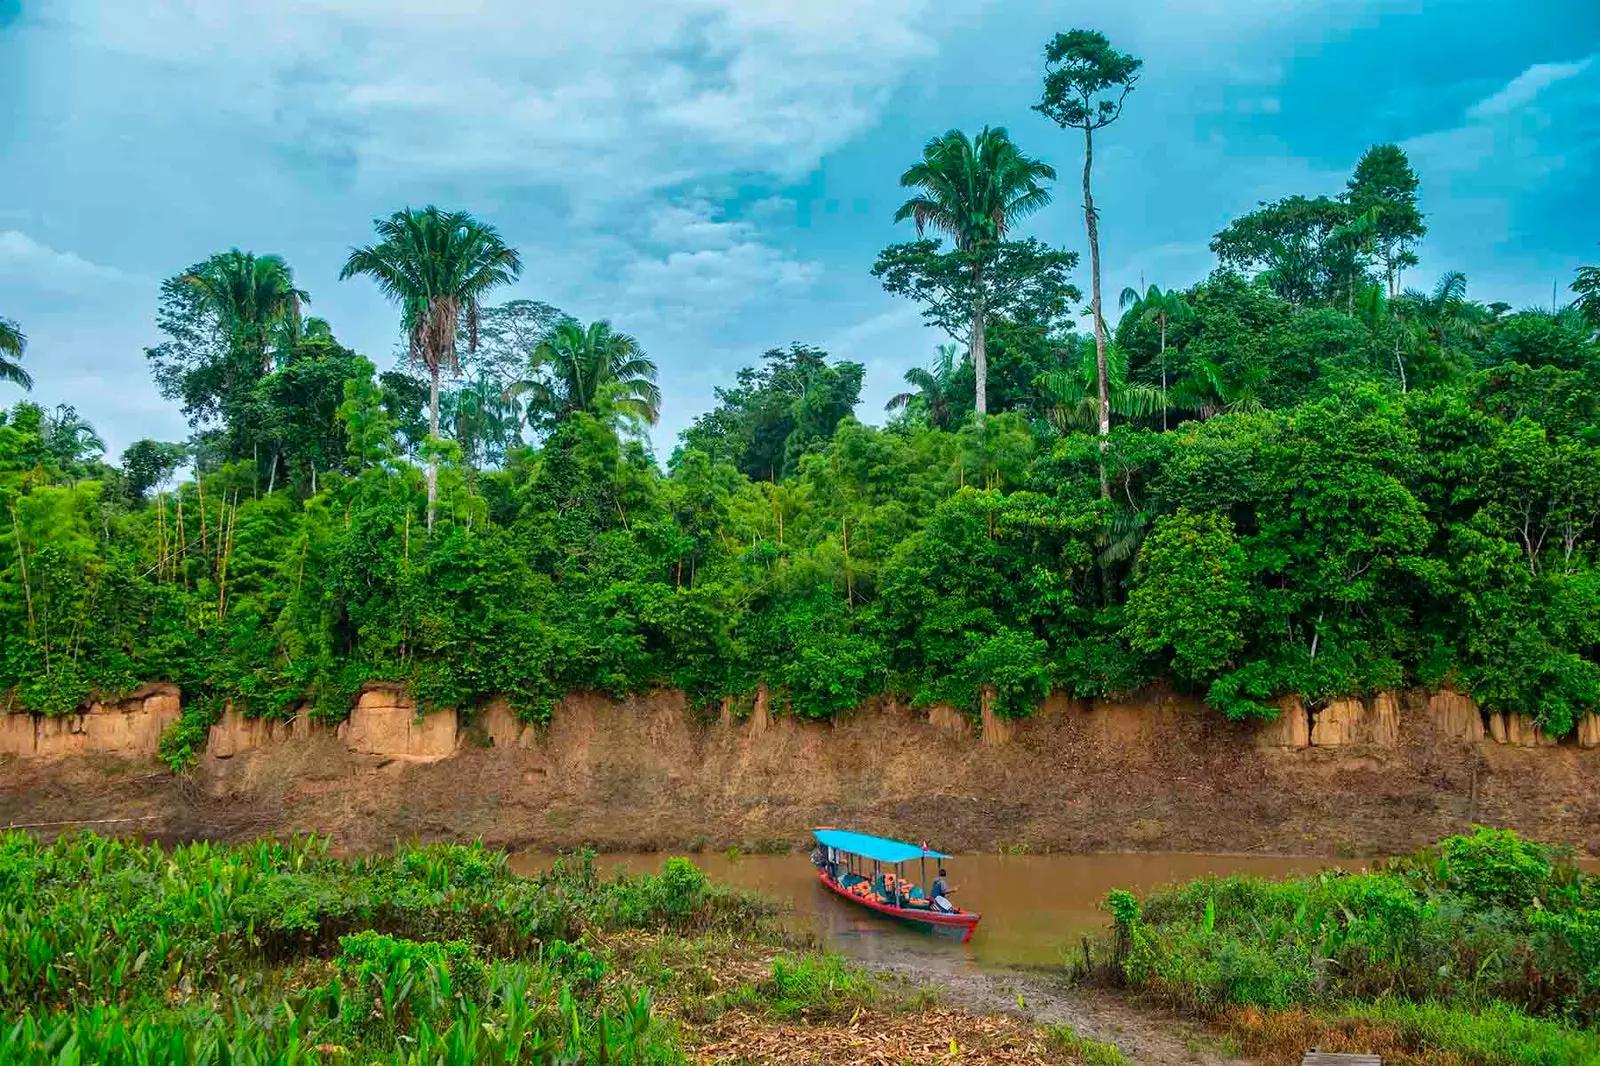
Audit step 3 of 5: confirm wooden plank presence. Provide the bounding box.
[1302,1054,1381,1065]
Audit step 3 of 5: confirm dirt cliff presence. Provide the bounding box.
[3,686,1600,856]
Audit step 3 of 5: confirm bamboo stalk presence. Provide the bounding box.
[9,504,35,629]
[217,494,238,622]
[196,475,210,561]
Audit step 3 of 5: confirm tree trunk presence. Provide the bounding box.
[971,262,987,420]
[427,362,440,533]
[1083,125,1110,500]
[1158,314,1168,432]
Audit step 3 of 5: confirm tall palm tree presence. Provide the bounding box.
[893,127,1055,419]
[0,317,30,390]
[1117,284,1189,430]
[1036,339,1164,435]
[340,207,522,530]
[514,319,660,428]
[885,344,961,429]
[182,250,309,376]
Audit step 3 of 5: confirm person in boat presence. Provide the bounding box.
[931,867,957,911]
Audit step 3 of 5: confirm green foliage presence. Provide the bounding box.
[1123,509,1250,684]
[9,145,1600,747]
[1106,828,1600,1038]
[0,833,773,1064]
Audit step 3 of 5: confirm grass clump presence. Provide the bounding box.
[1093,827,1600,1065]
[1045,1022,1131,1065]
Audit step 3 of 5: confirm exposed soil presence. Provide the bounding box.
[4,687,1600,859]
[871,958,1249,1065]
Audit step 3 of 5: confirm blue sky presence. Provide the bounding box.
[2,0,1598,458]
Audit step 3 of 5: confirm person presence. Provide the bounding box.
[931,867,955,902]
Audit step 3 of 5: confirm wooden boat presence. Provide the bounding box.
[810,828,981,942]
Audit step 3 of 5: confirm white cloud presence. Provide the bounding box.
[57,0,948,205]
[1467,56,1595,120]
[0,230,140,296]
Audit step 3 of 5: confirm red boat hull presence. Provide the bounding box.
[817,870,981,943]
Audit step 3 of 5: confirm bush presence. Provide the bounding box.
[1102,829,1600,1029]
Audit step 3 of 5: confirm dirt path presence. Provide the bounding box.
[866,955,1251,1066]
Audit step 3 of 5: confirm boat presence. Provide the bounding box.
[809,827,982,942]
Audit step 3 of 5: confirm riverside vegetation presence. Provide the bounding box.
[0,831,1121,1065]
[1096,827,1600,1064]
[3,28,1600,760]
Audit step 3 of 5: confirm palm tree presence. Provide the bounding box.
[340,207,522,530]
[885,344,961,429]
[1395,270,1483,388]
[442,371,525,470]
[182,251,309,376]
[893,127,1055,419]
[0,317,30,390]
[40,404,105,467]
[1572,263,1600,328]
[1036,339,1164,435]
[514,319,660,428]
[1117,285,1189,430]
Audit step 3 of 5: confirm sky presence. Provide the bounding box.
[2,0,1598,459]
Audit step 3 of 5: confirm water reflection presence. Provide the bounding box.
[510,850,1351,969]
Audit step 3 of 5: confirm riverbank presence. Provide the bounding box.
[5,685,1600,858]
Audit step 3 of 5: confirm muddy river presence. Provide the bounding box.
[511,850,1354,970]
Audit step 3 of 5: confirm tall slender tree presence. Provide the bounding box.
[891,127,1055,418]
[1037,30,1142,497]
[0,317,30,390]
[340,206,522,530]
[181,250,309,376]
[1118,284,1188,430]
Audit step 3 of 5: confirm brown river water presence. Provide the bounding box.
[510,851,1354,970]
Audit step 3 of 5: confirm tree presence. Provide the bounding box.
[515,319,660,430]
[469,299,569,383]
[1124,508,1251,682]
[442,370,525,469]
[1210,195,1355,307]
[0,317,29,390]
[677,344,863,480]
[1118,284,1189,429]
[1572,264,1600,329]
[1035,338,1164,435]
[340,206,523,530]
[886,345,962,430]
[888,127,1056,418]
[1346,144,1425,298]
[1395,271,1482,387]
[120,440,188,501]
[37,405,105,469]
[1037,28,1143,498]
[872,238,1080,380]
[181,250,309,377]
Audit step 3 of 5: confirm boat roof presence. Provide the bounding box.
[812,828,950,863]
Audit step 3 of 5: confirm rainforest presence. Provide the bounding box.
[3,37,1600,764]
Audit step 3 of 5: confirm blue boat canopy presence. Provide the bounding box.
[812,828,949,864]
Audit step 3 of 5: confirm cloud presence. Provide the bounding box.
[1467,56,1595,120]
[0,230,140,297]
[56,0,949,207]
